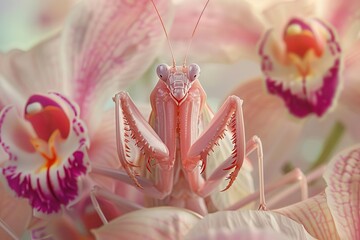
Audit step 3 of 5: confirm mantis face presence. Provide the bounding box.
[156,63,200,103]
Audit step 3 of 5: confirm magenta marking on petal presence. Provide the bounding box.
[258,30,273,74]
[2,150,88,214]
[266,58,340,117]
[0,106,17,161]
[72,119,88,139]
[46,168,60,203]
[314,19,341,55]
[25,95,61,116]
[50,92,78,116]
[53,150,88,205]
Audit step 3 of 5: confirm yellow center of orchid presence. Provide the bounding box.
[284,23,323,78]
[31,130,61,173]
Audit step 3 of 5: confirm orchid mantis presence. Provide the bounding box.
[91,0,311,219]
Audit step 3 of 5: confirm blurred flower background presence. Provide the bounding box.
[0,0,359,239]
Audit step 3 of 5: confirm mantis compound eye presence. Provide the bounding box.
[188,63,200,81]
[156,64,169,81]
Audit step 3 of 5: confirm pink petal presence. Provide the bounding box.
[168,0,264,63]
[23,214,94,240]
[323,145,360,239]
[275,192,340,239]
[91,207,201,240]
[230,78,302,185]
[337,42,360,139]
[62,0,173,124]
[187,228,289,240]
[185,210,313,239]
[319,0,360,37]
[87,109,118,168]
[0,36,63,107]
[261,0,317,29]
[0,182,32,240]
[35,0,75,30]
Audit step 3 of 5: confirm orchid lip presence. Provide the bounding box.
[24,95,70,142]
[0,93,90,214]
[258,18,342,118]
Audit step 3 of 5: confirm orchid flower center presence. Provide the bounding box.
[24,97,70,171]
[283,21,324,78]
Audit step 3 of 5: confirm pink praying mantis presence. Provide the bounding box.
[90,0,313,220]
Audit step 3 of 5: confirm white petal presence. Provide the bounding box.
[188,228,290,240]
[92,207,201,240]
[185,210,314,240]
[0,36,63,107]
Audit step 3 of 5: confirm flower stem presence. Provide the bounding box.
[308,121,345,171]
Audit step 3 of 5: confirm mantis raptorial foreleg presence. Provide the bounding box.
[111,92,174,199]
[186,96,246,189]
[187,136,264,197]
[185,96,266,209]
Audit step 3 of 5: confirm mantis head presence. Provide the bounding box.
[156,63,200,102]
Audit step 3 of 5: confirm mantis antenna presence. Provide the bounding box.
[150,0,176,67]
[183,0,210,66]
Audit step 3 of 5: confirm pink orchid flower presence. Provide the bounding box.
[62,143,358,240]
[165,0,360,191]
[0,0,172,238]
[230,1,360,191]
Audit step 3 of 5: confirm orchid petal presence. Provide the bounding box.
[22,214,94,240]
[275,192,340,239]
[230,78,302,183]
[0,182,32,240]
[323,145,360,239]
[185,210,314,239]
[187,228,291,240]
[0,36,63,108]
[87,109,118,168]
[35,0,75,30]
[261,0,316,29]
[87,108,119,193]
[169,0,264,63]
[61,0,173,127]
[91,207,201,240]
[317,0,360,38]
[333,41,360,139]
